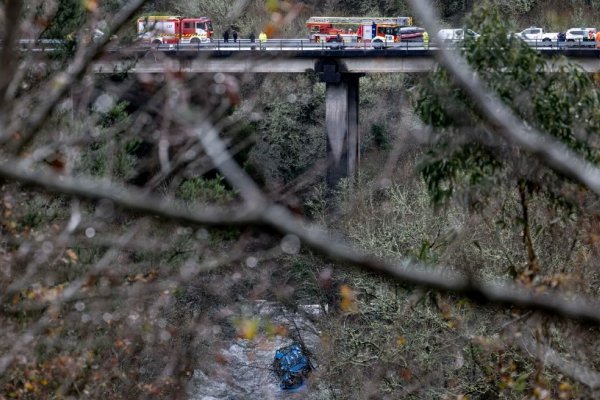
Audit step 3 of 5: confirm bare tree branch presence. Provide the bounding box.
[2,148,600,324]
[0,0,23,110]
[519,327,600,389]
[0,159,263,226]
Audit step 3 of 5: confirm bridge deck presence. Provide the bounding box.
[94,46,600,74]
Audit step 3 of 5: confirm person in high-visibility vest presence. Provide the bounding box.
[259,31,267,49]
[596,30,600,49]
[422,31,429,49]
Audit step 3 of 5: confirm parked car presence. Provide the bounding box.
[436,28,480,43]
[565,27,596,42]
[399,26,425,41]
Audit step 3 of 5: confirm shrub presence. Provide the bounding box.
[178,175,235,204]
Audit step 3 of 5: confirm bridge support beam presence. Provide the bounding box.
[319,61,361,188]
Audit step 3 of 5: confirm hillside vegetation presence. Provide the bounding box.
[2,1,600,399]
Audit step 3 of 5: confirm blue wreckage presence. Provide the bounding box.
[273,343,312,390]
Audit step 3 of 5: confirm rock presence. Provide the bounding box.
[188,301,324,399]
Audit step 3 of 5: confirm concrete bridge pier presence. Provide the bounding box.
[319,60,361,188]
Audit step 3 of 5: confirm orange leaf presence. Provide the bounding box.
[237,318,259,340]
[66,249,78,263]
[83,0,98,12]
[340,284,357,312]
[559,382,572,391]
[396,336,407,347]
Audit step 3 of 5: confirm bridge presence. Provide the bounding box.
[95,39,600,73]
[92,40,600,187]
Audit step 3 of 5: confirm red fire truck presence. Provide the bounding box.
[137,15,214,45]
[305,16,413,46]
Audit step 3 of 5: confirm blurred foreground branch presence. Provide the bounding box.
[519,329,600,390]
[3,0,147,153]
[2,156,600,325]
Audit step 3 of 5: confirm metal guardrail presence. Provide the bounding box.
[16,39,66,52]
[137,38,457,52]
[130,38,600,52]
[516,38,600,49]
[143,38,426,51]
[11,37,600,53]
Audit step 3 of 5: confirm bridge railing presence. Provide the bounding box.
[144,38,432,52]
[14,37,600,53]
[17,39,65,52]
[515,38,599,49]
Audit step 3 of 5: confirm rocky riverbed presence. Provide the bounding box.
[188,301,324,399]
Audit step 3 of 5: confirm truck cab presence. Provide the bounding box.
[516,27,556,42]
[437,28,479,43]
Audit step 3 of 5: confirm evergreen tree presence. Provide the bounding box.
[41,0,86,39]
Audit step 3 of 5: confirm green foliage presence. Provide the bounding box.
[415,2,600,205]
[304,183,328,223]
[82,139,137,179]
[99,101,129,128]
[103,0,128,13]
[435,0,469,18]
[253,78,326,182]
[371,124,390,150]
[208,227,241,243]
[78,101,138,180]
[20,211,44,229]
[420,144,502,204]
[494,0,536,15]
[17,195,67,231]
[178,175,235,203]
[41,0,86,40]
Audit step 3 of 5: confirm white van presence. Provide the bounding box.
[437,29,480,43]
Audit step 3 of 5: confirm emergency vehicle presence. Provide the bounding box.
[137,15,213,45]
[305,16,413,47]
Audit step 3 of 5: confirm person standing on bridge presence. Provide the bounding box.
[259,30,267,49]
[223,29,230,43]
[232,29,238,43]
[422,31,429,49]
[249,31,256,50]
[558,31,566,47]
